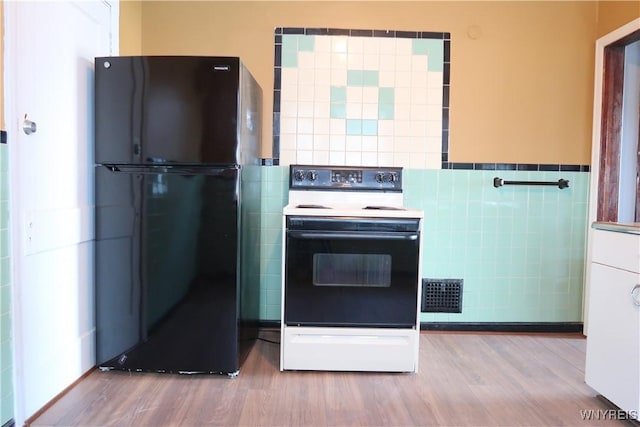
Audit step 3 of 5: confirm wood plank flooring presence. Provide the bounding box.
[29,331,625,426]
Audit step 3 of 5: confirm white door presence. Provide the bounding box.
[584,19,640,332]
[4,1,117,423]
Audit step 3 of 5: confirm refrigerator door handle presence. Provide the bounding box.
[102,164,236,175]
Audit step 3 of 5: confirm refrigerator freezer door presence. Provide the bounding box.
[95,56,250,166]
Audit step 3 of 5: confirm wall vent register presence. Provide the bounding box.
[421,278,463,313]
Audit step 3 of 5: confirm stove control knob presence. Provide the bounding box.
[307,171,318,181]
[389,172,399,182]
[294,170,306,181]
[377,173,393,183]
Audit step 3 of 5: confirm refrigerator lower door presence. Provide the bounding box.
[95,165,241,374]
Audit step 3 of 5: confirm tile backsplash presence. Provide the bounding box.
[273,28,450,168]
[260,28,589,323]
[257,167,588,324]
[264,27,589,325]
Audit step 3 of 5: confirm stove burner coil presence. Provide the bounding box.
[363,206,405,211]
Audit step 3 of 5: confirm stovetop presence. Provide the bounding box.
[295,204,405,210]
[284,165,423,219]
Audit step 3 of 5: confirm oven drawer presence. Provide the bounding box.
[281,326,418,372]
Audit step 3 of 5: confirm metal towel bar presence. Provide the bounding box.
[493,177,569,189]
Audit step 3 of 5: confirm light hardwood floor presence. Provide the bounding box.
[29,331,626,426]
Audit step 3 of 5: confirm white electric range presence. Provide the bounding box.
[281,165,423,373]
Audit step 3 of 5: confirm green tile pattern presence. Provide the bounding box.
[362,120,377,136]
[330,86,347,119]
[346,120,362,135]
[330,86,346,103]
[277,32,445,166]
[282,35,316,68]
[298,35,315,52]
[347,70,379,87]
[378,87,394,104]
[282,35,298,52]
[282,50,298,68]
[330,104,346,119]
[412,39,444,71]
[0,143,12,425]
[258,166,589,324]
[378,87,395,120]
[281,34,299,67]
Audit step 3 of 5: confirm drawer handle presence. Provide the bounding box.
[632,285,640,307]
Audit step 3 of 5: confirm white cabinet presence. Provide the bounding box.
[585,228,640,415]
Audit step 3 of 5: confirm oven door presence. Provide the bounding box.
[284,216,420,328]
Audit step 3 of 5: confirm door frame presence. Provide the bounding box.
[3,1,119,424]
[584,18,640,333]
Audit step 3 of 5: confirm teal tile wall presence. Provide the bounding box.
[241,166,262,320]
[0,143,13,425]
[258,166,588,323]
[259,166,289,320]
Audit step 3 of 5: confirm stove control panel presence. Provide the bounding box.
[289,165,402,191]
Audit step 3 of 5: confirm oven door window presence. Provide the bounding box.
[313,253,391,287]
[285,227,419,328]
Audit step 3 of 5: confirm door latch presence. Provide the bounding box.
[23,114,37,135]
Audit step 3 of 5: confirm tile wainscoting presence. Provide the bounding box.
[0,140,13,425]
[258,166,588,324]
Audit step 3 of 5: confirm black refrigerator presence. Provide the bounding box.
[94,56,262,375]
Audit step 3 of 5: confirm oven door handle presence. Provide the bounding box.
[287,231,419,241]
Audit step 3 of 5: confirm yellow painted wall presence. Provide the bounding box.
[0,4,632,160]
[597,1,640,37]
[3,1,634,162]
[128,1,599,164]
[120,0,142,55]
